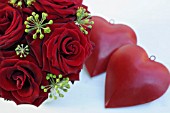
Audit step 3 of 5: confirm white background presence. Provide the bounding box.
[1,0,170,113]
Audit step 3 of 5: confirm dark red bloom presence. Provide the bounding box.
[23,0,83,23]
[0,52,48,107]
[0,3,24,49]
[42,22,93,80]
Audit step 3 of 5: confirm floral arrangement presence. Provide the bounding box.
[0,0,93,107]
[0,0,170,109]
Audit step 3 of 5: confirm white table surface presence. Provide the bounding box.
[1,0,170,113]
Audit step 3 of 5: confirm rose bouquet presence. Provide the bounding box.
[0,0,94,106]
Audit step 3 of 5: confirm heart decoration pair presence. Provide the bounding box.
[85,16,170,108]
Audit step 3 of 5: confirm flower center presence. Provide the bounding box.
[9,0,36,8]
[75,7,94,35]
[41,74,70,100]
[15,44,29,58]
[25,12,53,39]
[12,71,25,89]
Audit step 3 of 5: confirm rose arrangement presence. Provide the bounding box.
[1,0,170,109]
[0,0,93,106]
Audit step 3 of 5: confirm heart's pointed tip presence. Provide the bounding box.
[105,101,112,108]
[85,66,95,77]
[105,99,118,108]
[85,64,100,77]
[105,103,113,108]
[86,62,106,77]
[105,101,121,108]
[105,99,139,108]
[88,70,96,77]
[105,104,111,108]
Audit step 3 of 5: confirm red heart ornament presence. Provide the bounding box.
[85,16,137,77]
[105,44,170,108]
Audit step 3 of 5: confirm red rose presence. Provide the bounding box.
[0,1,7,3]
[0,4,24,49]
[23,0,83,23]
[43,22,93,80]
[0,53,48,106]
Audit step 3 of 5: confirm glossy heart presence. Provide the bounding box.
[85,16,137,77]
[105,45,170,108]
